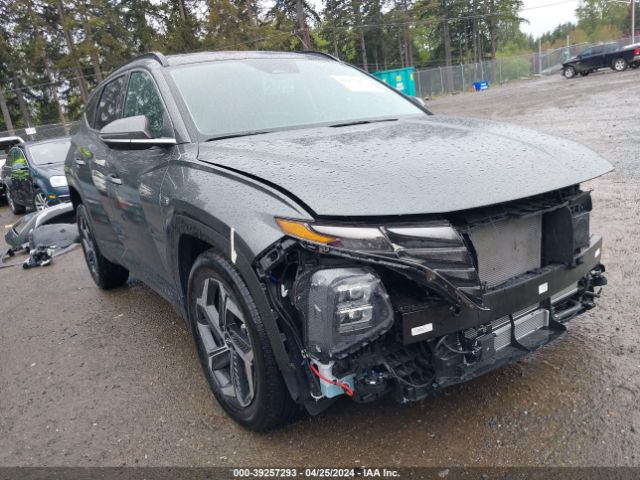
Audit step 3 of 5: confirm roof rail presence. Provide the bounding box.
[120,51,169,69]
[296,51,340,62]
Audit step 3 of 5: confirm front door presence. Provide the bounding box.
[586,46,605,69]
[102,70,176,296]
[9,148,32,205]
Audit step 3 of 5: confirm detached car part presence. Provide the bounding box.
[2,203,78,269]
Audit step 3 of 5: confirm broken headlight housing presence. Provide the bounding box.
[293,267,393,362]
[276,217,483,309]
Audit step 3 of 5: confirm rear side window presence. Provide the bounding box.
[123,71,167,138]
[95,75,126,130]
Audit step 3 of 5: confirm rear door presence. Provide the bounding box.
[602,43,619,66]
[81,74,128,260]
[589,46,605,68]
[102,69,176,294]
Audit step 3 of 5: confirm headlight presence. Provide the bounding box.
[49,176,68,188]
[293,267,393,361]
[278,217,484,309]
[276,218,392,251]
[276,217,464,257]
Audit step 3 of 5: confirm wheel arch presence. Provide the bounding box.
[68,184,82,210]
[168,213,297,383]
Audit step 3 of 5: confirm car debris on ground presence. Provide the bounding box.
[1,202,78,269]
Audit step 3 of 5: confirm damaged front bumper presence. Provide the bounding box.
[255,188,607,411]
[396,260,606,402]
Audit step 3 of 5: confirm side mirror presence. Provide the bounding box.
[99,115,176,148]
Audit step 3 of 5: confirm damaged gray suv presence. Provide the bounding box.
[66,51,613,430]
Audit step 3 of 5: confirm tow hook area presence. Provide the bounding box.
[554,265,606,322]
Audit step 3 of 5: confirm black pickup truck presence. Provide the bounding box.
[562,42,640,78]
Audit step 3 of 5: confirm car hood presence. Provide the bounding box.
[197,116,613,217]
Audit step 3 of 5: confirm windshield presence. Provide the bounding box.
[29,139,71,165]
[170,56,423,138]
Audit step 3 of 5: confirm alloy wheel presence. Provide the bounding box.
[614,59,626,71]
[34,191,47,211]
[195,277,256,408]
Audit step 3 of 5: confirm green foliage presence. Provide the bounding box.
[495,53,530,80]
[538,0,633,49]
[5,0,625,133]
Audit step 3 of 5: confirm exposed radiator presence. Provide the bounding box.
[493,308,549,351]
[469,215,542,288]
[463,306,549,351]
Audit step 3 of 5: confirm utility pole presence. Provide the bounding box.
[633,0,636,44]
[538,38,542,74]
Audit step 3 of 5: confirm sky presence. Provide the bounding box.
[519,0,580,37]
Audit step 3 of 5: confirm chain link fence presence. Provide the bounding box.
[0,121,80,143]
[415,54,536,98]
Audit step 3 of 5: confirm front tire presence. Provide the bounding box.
[77,203,129,289]
[563,66,576,79]
[33,188,47,211]
[187,249,295,431]
[612,58,628,72]
[6,188,25,214]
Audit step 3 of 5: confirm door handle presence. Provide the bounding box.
[107,173,122,185]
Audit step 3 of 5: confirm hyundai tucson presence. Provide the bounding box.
[66,51,612,430]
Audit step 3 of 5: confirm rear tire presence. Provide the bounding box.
[612,58,628,72]
[187,249,296,431]
[77,203,129,289]
[563,66,576,79]
[6,188,25,214]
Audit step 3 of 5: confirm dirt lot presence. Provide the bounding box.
[1,70,639,467]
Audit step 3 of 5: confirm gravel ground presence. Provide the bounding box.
[1,70,639,467]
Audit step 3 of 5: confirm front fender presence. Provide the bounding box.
[162,161,314,378]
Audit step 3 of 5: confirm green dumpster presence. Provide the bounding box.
[372,67,416,97]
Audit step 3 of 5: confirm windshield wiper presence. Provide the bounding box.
[329,118,398,128]
[205,131,270,142]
